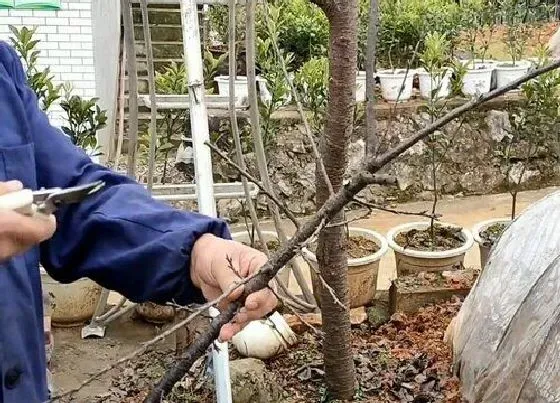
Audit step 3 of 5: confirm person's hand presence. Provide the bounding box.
[190,233,278,341]
[0,181,56,261]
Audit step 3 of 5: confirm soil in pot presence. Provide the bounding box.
[309,234,380,258]
[479,222,508,247]
[395,225,465,252]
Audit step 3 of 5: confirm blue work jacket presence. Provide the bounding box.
[0,41,230,402]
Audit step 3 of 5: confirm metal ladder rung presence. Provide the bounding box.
[138,94,249,111]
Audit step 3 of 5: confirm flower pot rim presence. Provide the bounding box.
[386,221,474,258]
[214,75,266,82]
[40,267,92,283]
[231,230,279,242]
[464,64,495,73]
[459,58,498,65]
[301,227,389,266]
[377,68,417,78]
[472,218,511,245]
[417,67,452,77]
[495,60,531,70]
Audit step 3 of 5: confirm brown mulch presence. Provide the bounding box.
[97,299,463,403]
[266,299,463,402]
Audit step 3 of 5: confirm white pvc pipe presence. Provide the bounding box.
[179,1,232,402]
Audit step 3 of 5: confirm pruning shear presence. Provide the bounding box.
[0,181,105,216]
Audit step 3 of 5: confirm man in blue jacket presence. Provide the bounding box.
[0,41,277,403]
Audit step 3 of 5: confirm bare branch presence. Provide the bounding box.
[351,197,441,220]
[325,209,371,228]
[360,172,398,186]
[206,141,301,228]
[269,286,323,337]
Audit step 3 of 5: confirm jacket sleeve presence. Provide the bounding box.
[1,42,230,305]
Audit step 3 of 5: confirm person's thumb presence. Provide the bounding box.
[0,181,23,195]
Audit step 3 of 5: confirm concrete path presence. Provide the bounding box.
[230,186,559,293]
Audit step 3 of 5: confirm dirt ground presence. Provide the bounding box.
[51,298,463,403]
[51,312,175,402]
[50,187,559,401]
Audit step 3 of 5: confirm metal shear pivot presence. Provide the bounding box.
[33,181,105,215]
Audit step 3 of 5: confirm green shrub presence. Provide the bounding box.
[269,0,329,69]
[8,25,61,111]
[376,0,461,69]
[295,56,329,129]
[59,83,107,156]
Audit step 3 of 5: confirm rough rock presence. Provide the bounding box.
[486,110,511,142]
[367,300,391,329]
[229,358,285,403]
[217,199,243,223]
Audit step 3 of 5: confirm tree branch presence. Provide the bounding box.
[142,61,560,402]
[206,141,301,228]
[351,197,441,220]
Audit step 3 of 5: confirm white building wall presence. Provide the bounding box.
[0,0,99,130]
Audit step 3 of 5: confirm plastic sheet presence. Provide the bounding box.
[450,191,560,403]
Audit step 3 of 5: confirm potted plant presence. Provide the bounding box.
[473,66,560,268]
[458,0,495,96]
[495,3,531,88]
[417,32,453,100]
[387,79,473,275]
[387,221,474,276]
[302,227,389,308]
[472,218,511,269]
[59,83,107,162]
[376,19,415,102]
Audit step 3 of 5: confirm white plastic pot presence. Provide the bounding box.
[302,227,389,308]
[231,311,297,359]
[214,76,269,106]
[417,68,452,100]
[377,69,416,102]
[387,221,474,276]
[40,268,103,327]
[472,218,511,269]
[495,60,531,88]
[462,62,495,96]
[356,70,367,102]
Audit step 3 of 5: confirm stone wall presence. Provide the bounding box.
[216,100,558,218]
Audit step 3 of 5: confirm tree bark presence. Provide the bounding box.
[315,0,359,399]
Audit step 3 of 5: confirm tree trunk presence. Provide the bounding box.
[315,0,359,399]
